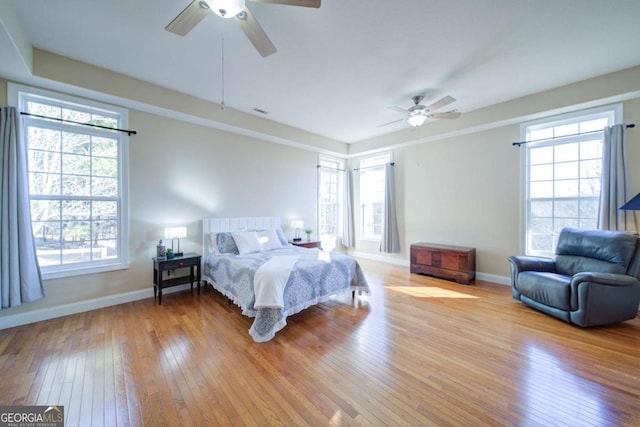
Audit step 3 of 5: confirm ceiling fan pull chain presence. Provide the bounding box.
[221,36,225,110]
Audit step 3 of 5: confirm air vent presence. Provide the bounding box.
[252,108,269,115]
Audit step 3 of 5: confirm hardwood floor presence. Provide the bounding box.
[0,258,639,426]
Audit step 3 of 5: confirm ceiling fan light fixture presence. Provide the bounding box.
[407,114,427,127]
[207,0,245,18]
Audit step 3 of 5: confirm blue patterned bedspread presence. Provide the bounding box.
[203,246,370,342]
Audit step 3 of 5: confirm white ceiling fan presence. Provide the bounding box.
[165,0,321,57]
[381,95,462,128]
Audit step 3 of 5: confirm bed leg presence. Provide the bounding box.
[352,290,355,299]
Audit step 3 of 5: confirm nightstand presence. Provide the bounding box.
[152,252,201,304]
[289,240,323,250]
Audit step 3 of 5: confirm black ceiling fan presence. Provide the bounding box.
[165,0,321,57]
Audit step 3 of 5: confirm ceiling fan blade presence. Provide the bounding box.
[165,0,211,36]
[234,7,277,57]
[431,111,462,120]
[250,0,321,7]
[377,118,405,128]
[387,106,408,114]
[425,96,456,112]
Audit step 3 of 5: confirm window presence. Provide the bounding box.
[522,106,619,257]
[12,84,129,279]
[318,156,344,239]
[358,153,391,240]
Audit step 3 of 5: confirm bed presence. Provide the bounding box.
[202,217,370,342]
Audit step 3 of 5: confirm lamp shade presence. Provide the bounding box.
[208,0,245,18]
[620,192,640,210]
[291,220,304,229]
[407,114,426,127]
[164,226,187,239]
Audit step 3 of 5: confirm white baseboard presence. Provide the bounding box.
[0,283,193,330]
[348,250,410,267]
[348,250,511,286]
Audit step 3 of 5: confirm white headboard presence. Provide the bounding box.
[202,217,282,254]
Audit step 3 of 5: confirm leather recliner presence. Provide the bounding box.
[509,227,640,327]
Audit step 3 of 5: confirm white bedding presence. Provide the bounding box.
[254,254,299,309]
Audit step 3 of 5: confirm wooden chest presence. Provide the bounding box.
[410,242,476,285]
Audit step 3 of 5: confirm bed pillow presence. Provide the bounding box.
[207,232,220,254]
[232,231,263,255]
[257,229,283,251]
[275,228,289,246]
[216,232,239,254]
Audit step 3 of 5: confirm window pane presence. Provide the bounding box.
[530,164,553,181]
[29,172,61,195]
[530,146,553,165]
[62,132,90,154]
[580,178,600,196]
[529,128,553,141]
[554,123,578,137]
[554,161,578,180]
[27,127,61,151]
[530,200,552,217]
[554,143,578,162]
[554,200,579,218]
[530,181,553,198]
[579,199,599,219]
[554,180,579,197]
[580,140,602,159]
[579,118,608,133]
[580,159,601,178]
[29,150,61,173]
[92,157,118,177]
[530,218,552,233]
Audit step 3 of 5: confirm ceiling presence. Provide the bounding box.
[3,0,640,144]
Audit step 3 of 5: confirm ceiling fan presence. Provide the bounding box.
[165,0,321,57]
[381,95,462,128]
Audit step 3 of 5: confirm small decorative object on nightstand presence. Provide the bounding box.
[156,240,166,260]
[152,252,201,304]
[289,240,322,250]
[304,228,313,242]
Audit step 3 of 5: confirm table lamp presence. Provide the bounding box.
[164,226,187,257]
[291,220,304,242]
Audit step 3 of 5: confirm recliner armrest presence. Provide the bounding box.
[571,272,640,287]
[569,272,640,322]
[508,256,556,273]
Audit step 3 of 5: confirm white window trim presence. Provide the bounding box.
[518,104,622,256]
[9,82,130,279]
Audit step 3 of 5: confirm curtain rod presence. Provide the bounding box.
[353,162,394,172]
[317,164,347,172]
[512,123,634,147]
[16,111,138,135]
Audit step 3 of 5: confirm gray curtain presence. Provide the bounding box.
[598,124,637,232]
[0,106,44,309]
[342,169,354,247]
[380,163,400,253]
